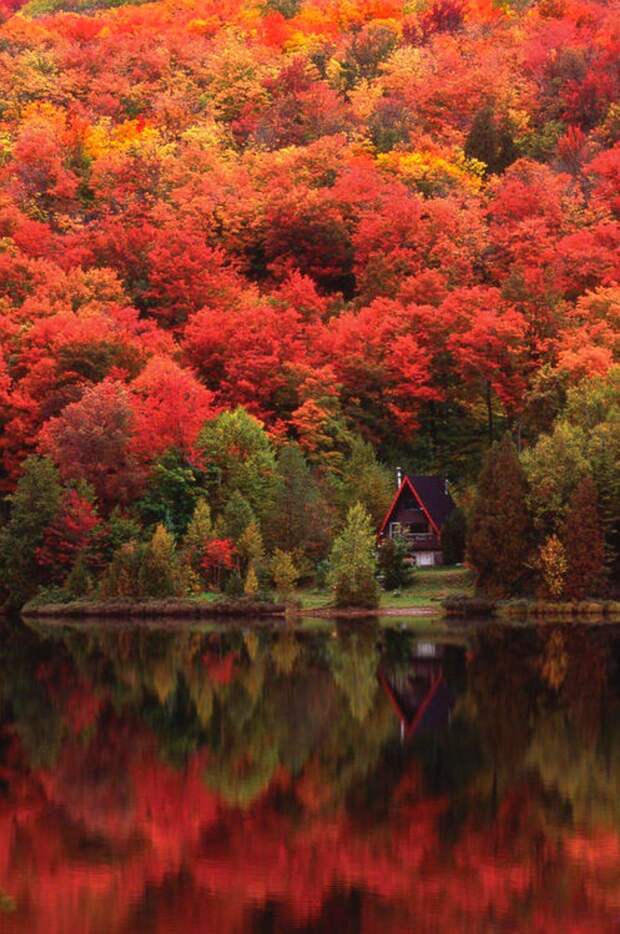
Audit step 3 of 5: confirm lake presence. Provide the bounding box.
[0,618,619,933]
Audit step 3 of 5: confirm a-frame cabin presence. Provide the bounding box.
[378,474,455,566]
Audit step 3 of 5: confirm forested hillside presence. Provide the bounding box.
[0,0,618,604]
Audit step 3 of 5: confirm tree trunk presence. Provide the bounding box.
[486,381,494,443]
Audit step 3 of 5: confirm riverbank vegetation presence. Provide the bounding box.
[466,369,619,601]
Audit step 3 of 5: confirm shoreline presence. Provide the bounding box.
[296,605,439,619]
[20,596,620,625]
[21,599,443,622]
[22,599,286,620]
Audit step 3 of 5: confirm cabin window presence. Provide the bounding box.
[390,522,402,537]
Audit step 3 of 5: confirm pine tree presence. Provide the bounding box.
[222,490,256,544]
[270,549,300,601]
[139,523,183,598]
[328,503,380,608]
[0,456,62,607]
[263,443,330,558]
[561,476,606,599]
[464,102,517,175]
[466,436,530,596]
[65,552,93,599]
[99,541,145,599]
[182,497,213,574]
[238,520,265,573]
[338,437,393,527]
[244,564,259,596]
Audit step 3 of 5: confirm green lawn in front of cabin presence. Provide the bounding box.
[296,566,474,611]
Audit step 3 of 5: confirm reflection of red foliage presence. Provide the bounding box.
[201,650,238,684]
[2,719,620,933]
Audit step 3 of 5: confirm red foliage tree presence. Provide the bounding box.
[35,489,101,579]
[40,381,143,511]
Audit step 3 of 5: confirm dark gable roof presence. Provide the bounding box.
[406,475,455,530]
[378,473,456,537]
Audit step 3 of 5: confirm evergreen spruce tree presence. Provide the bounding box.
[561,476,606,599]
[137,448,203,537]
[65,552,93,599]
[338,437,393,527]
[182,497,213,574]
[139,523,183,598]
[0,456,62,607]
[244,565,259,596]
[264,443,330,557]
[328,503,380,608]
[464,102,517,175]
[270,549,300,601]
[222,490,256,544]
[99,541,146,600]
[466,436,530,596]
[238,520,265,574]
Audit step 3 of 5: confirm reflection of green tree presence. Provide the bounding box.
[271,630,300,676]
[466,627,540,781]
[205,731,280,808]
[328,627,379,723]
[204,671,280,807]
[0,623,65,769]
[526,710,620,830]
[142,677,204,767]
[186,663,214,726]
[315,695,395,809]
[526,630,616,831]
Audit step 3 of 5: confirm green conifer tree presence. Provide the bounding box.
[270,549,300,601]
[464,101,518,175]
[244,564,259,596]
[263,443,331,558]
[561,476,607,599]
[238,520,265,573]
[222,490,256,544]
[338,437,393,527]
[139,523,183,598]
[182,497,213,574]
[0,456,62,607]
[328,503,380,608]
[466,436,530,596]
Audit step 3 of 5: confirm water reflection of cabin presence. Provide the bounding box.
[378,473,456,566]
[379,642,453,742]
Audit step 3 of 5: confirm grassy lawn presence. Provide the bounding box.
[296,566,474,611]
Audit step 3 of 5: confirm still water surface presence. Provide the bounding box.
[0,619,619,933]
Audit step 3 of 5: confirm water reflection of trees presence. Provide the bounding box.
[1,621,620,930]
